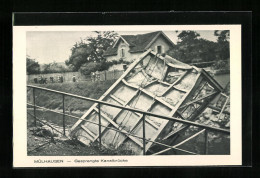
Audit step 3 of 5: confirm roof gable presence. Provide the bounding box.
[103,31,175,57]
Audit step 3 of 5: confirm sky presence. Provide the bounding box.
[26,30,218,64]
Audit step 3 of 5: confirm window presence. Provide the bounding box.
[157,45,162,54]
[121,48,125,58]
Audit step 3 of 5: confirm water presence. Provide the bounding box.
[214,73,230,88]
[27,109,81,129]
[173,128,230,155]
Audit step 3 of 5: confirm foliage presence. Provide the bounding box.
[167,31,218,63]
[79,61,110,76]
[27,56,40,74]
[212,59,230,70]
[66,31,118,71]
[41,62,73,74]
[167,30,230,64]
[103,58,131,68]
[214,30,230,42]
[214,30,230,60]
[79,58,130,76]
[177,30,200,43]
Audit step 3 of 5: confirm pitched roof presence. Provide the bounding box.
[103,31,174,57]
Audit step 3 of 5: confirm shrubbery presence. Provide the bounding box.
[79,59,130,76]
[66,31,118,71]
[167,30,230,64]
[79,62,109,75]
[41,62,73,74]
[211,59,230,70]
[27,56,40,74]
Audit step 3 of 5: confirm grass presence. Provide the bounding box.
[27,80,116,112]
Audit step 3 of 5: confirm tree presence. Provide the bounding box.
[27,56,40,74]
[214,30,230,43]
[41,62,72,74]
[66,31,118,71]
[214,30,230,60]
[177,30,200,43]
[167,31,218,63]
[79,61,109,76]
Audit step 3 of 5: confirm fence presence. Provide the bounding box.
[27,72,81,83]
[27,85,230,155]
[27,70,124,83]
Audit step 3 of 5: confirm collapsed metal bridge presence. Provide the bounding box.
[67,49,229,155]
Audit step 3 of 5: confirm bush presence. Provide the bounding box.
[211,59,230,70]
[79,62,110,75]
[41,62,73,74]
[79,59,130,76]
[27,57,40,74]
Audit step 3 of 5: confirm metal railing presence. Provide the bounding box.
[27,85,230,155]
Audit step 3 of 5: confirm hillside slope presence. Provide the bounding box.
[27,80,116,113]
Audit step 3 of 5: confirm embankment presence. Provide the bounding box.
[27,80,116,113]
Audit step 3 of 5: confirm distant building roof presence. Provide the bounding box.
[103,31,175,57]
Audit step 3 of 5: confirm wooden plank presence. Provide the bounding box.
[178,91,218,109]
[92,106,144,148]
[145,72,202,151]
[122,79,175,110]
[110,94,125,105]
[217,96,229,120]
[160,70,189,95]
[164,91,219,142]
[92,91,138,132]
[174,129,205,147]
[201,69,223,92]
[149,50,193,70]
[91,89,140,143]
[172,86,189,93]
[113,75,189,148]
[162,124,190,140]
[80,125,95,141]
[117,71,200,153]
[196,101,230,115]
[70,49,152,132]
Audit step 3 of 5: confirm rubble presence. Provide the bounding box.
[70,50,226,155]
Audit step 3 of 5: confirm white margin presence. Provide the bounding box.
[13,25,242,167]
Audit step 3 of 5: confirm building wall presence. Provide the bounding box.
[149,34,172,53]
[105,34,173,70]
[106,40,142,63]
[107,64,125,71]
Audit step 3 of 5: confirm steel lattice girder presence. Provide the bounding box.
[70,49,223,155]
